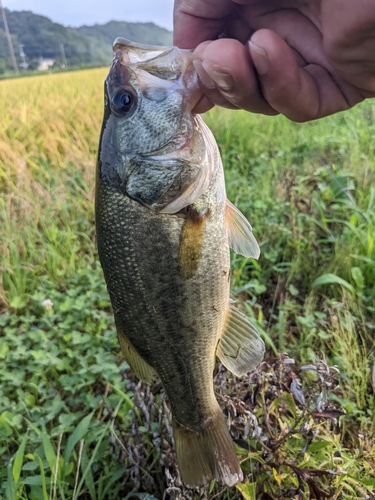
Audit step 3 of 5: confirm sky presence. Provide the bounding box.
[3,0,175,30]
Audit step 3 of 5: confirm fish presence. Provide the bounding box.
[95,38,265,488]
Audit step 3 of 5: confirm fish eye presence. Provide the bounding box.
[111,90,136,116]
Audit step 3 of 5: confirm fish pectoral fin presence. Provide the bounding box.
[117,329,159,385]
[225,199,260,259]
[216,303,265,377]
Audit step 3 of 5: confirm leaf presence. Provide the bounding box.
[9,296,26,309]
[109,383,134,408]
[80,444,96,500]
[0,339,9,360]
[310,410,345,419]
[35,454,49,500]
[21,475,50,486]
[351,267,364,288]
[24,419,42,436]
[41,425,57,478]
[73,417,112,500]
[98,468,127,500]
[290,379,306,406]
[288,284,299,296]
[22,461,39,471]
[244,303,278,355]
[236,481,257,500]
[12,431,28,484]
[272,467,282,486]
[283,392,297,418]
[307,441,332,452]
[63,411,94,477]
[312,273,353,292]
[6,460,15,500]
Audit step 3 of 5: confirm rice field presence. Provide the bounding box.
[0,68,375,499]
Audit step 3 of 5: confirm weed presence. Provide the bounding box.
[1,69,375,499]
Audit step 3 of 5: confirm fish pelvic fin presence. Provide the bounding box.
[225,199,260,259]
[217,303,265,377]
[173,407,243,488]
[117,328,159,384]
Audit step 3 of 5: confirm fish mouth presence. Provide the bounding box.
[109,38,203,161]
[112,38,202,112]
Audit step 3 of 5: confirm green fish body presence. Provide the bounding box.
[95,38,264,487]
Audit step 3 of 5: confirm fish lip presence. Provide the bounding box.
[139,131,190,159]
[113,37,172,53]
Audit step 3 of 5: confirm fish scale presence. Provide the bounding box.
[96,166,229,428]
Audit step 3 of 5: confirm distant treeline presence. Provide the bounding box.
[0,9,172,73]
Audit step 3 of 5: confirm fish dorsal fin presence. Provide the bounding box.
[225,199,260,259]
[117,328,159,385]
[216,303,265,377]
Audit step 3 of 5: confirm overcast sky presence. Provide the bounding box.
[3,0,174,30]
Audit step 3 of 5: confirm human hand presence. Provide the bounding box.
[173,0,375,121]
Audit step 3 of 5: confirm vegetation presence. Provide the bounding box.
[0,68,374,499]
[0,10,172,72]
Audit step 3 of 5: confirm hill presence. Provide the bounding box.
[0,9,172,72]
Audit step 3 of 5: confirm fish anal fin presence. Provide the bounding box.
[217,303,265,377]
[173,407,243,487]
[117,329,158,384]
[225,199,260,259]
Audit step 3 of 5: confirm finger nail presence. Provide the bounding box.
[248,41,269,75]
[202,63,234,91]
[193,60,216,89]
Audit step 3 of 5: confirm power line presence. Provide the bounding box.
[0,0,18,72]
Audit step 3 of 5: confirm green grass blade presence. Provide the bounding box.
[109,383,134,408]
[41,426,57,476]
[312,272,354,292]
[99,467,127,500]
[12,431,28,485]
[80,444,96,500]
[35,454,49,500]
[24,419,42,436]
[6,460,15,500]
[73,419,111,500]
[63,410,94,478]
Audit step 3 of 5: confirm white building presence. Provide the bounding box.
[37,58,55,71]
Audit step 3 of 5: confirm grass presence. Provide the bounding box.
[0,64,107,81]
[0,68,375,499]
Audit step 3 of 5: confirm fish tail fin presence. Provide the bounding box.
[173,408,243,488]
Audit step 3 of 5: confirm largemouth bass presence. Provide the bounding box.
[95,38,265,488]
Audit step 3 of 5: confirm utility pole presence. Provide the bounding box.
[59,43,67,68]
[0,0,18,72]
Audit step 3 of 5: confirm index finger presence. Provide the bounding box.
[173,0,233,48]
